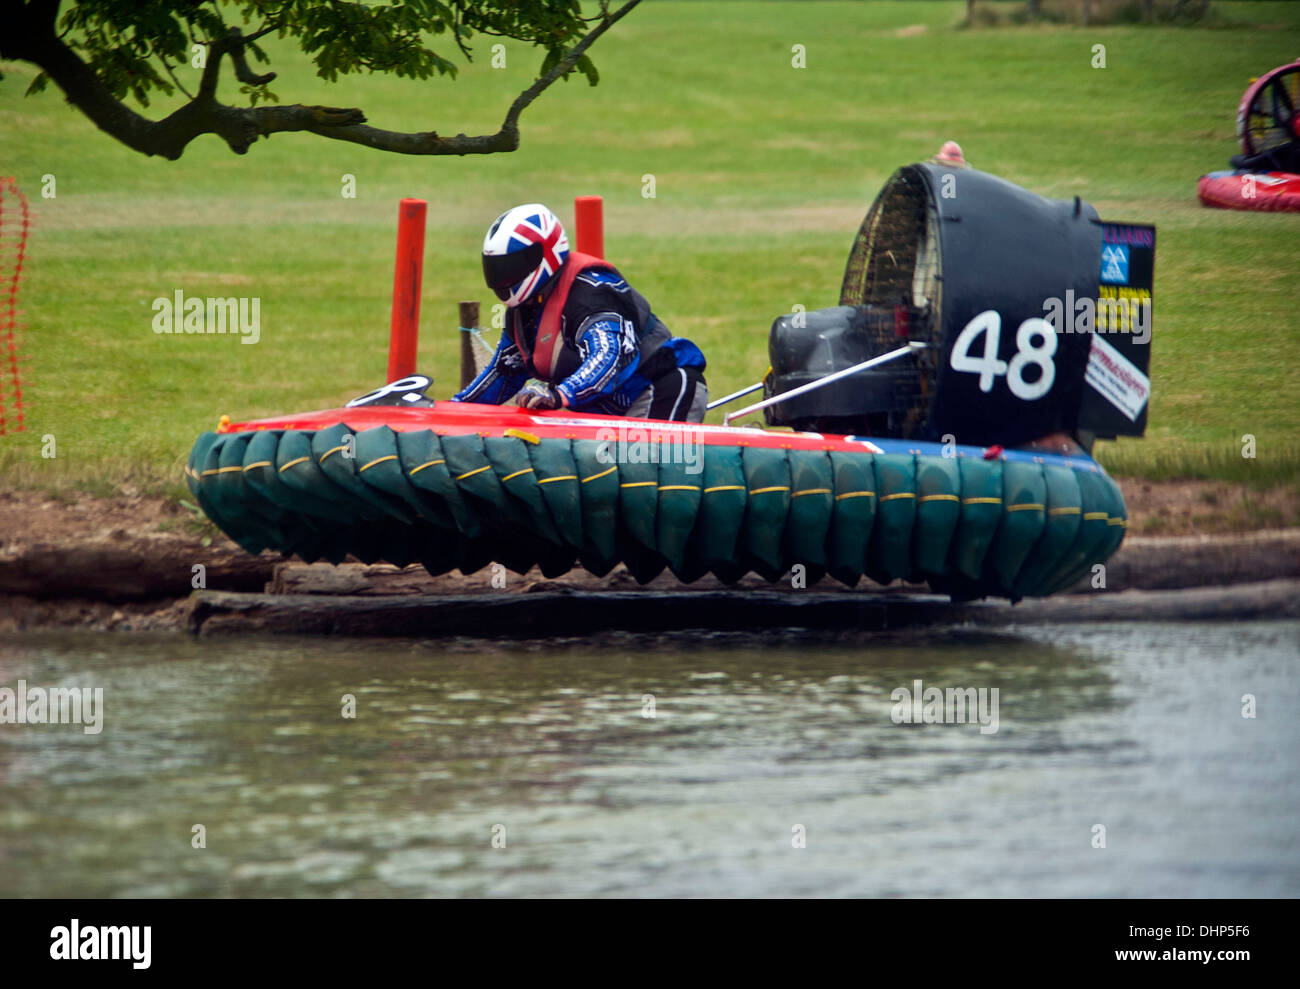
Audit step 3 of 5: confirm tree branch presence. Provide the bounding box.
[160,55,196,101]
[242,20,282,45]
[196,35,224,102]
[3,0,641,160]
[500,0,638,144]
[225,27,276,86]
[272,0,642,157]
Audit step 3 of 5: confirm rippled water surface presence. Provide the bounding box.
[1,621,1296,897]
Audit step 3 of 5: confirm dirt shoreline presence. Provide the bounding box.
[2,481,1298,634]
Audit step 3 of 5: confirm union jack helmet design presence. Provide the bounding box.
[482,203,570,308]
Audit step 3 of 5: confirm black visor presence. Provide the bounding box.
[483,243,543,293]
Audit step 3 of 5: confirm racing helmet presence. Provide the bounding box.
[482,203,570,308]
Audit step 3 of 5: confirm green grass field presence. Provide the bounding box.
[1,0,1298,496]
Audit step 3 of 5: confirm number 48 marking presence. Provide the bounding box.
[949,310,1057,400]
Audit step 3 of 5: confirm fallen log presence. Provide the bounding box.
[187,578,1300,637]
[0,535,277,601]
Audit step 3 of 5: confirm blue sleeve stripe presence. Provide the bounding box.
[560,316,626,403]
[454,334,526,404]
[575,270,629,291]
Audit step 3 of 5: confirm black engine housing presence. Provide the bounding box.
[764,303,926,436]
[763,162,1151,448]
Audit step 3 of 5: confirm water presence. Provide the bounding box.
[1,621,1296,897]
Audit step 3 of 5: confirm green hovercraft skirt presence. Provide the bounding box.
[186,402,1127,601]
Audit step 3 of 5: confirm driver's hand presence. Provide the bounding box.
[515,383,563,411]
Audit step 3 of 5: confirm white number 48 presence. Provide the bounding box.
[949,310,1057,400]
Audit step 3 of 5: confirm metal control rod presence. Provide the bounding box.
[723,342,928,426]
[706,380,765,411]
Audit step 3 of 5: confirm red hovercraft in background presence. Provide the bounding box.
[1199,58,1300,212]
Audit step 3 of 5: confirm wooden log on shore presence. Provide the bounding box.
[0,536,277,601]
[187,579,1300,637]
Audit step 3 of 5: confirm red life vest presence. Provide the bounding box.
[511,251,606,381]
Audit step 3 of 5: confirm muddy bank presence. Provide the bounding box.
[3,520,1296,600]
[4,532,1298,634]
[5,577,1296,638]
[2,485,1298,634]
[0,490,276,601]
[3,477,1298,596]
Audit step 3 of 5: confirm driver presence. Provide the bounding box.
[452,204,708,422]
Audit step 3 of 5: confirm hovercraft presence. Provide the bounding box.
[1198,59,1300,213]
[187,154,1155,601]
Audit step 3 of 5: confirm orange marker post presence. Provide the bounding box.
[388,198,427,383]
[574,195,604,260]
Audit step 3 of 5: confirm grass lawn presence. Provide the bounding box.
[1,0,1298,497]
